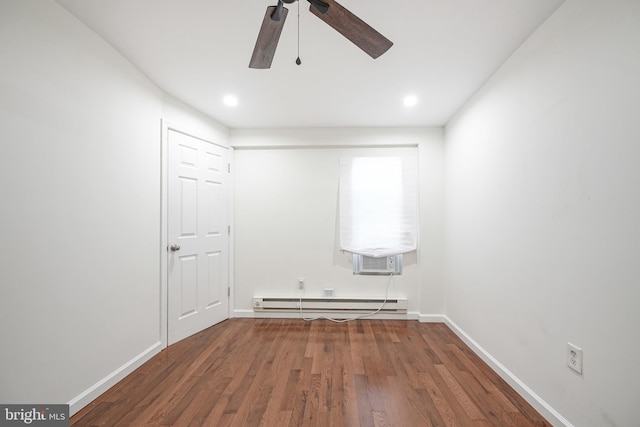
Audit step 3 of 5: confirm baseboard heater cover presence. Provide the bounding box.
[252,296,408,313]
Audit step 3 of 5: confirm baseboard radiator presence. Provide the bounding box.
[252,297,408,313]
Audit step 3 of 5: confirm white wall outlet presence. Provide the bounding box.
[298,278,304,289]
[323,288,334,297]
[567,343,583,375]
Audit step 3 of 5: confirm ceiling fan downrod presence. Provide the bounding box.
[281,0,329,15]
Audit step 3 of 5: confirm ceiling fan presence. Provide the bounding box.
[249,0,393,69]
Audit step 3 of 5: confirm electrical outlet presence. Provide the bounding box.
[298,278,304,289]
[323,288,334,297]
[567,343,583,375]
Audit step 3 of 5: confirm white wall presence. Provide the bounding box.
[417,129,446,318]
[445,0,640,425]
[0,0,228,414]
[231,128,444,318]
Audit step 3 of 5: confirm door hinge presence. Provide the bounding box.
[227,163,231,173]
[228,287,231,297]
[227,225,231,235]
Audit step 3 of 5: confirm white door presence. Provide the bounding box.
[167,129,230,345]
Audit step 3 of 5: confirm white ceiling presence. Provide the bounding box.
[55,0,564,129]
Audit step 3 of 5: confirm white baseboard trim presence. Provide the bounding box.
[443,317,572,427]
[418,313,446,323]
[67,341,162,416]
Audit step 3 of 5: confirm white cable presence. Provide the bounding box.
[299,273,395,323]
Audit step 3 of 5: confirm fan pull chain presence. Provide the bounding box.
[296,0,301,65]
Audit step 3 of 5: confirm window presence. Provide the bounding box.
[339,156,417,258]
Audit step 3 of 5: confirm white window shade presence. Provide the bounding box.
[339,156,417,258]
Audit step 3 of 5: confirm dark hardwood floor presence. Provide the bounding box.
[71,319,550,426]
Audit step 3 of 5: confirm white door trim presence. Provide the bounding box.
[160,119,233,348]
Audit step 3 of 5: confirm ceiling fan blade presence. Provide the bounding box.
[309,0,392,59]
[249,4,289,69]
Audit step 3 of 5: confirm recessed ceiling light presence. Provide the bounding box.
[403,95,418,107]
[223,95,238,107]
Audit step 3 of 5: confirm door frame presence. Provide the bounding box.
[160,119,233,348]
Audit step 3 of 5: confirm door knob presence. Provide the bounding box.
[170,244,181,252]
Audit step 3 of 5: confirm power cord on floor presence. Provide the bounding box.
[299,273,395,323]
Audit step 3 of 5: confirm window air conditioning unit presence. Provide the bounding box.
[353,254,402,275]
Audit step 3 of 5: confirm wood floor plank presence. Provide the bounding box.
[279,369,301,412]
[287,357,313,427]
[417,371,464,427]
[415,386,447,427]
[354,374,374,427]
[71,319,551,427]
[386,375,435,427]
[339,348,360,427]
[258,363,297,425]
[347,321,367,376]
[420,364,478,425]
[435,364,487,423]
[301,373,321,426]
[437,345,518,427]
